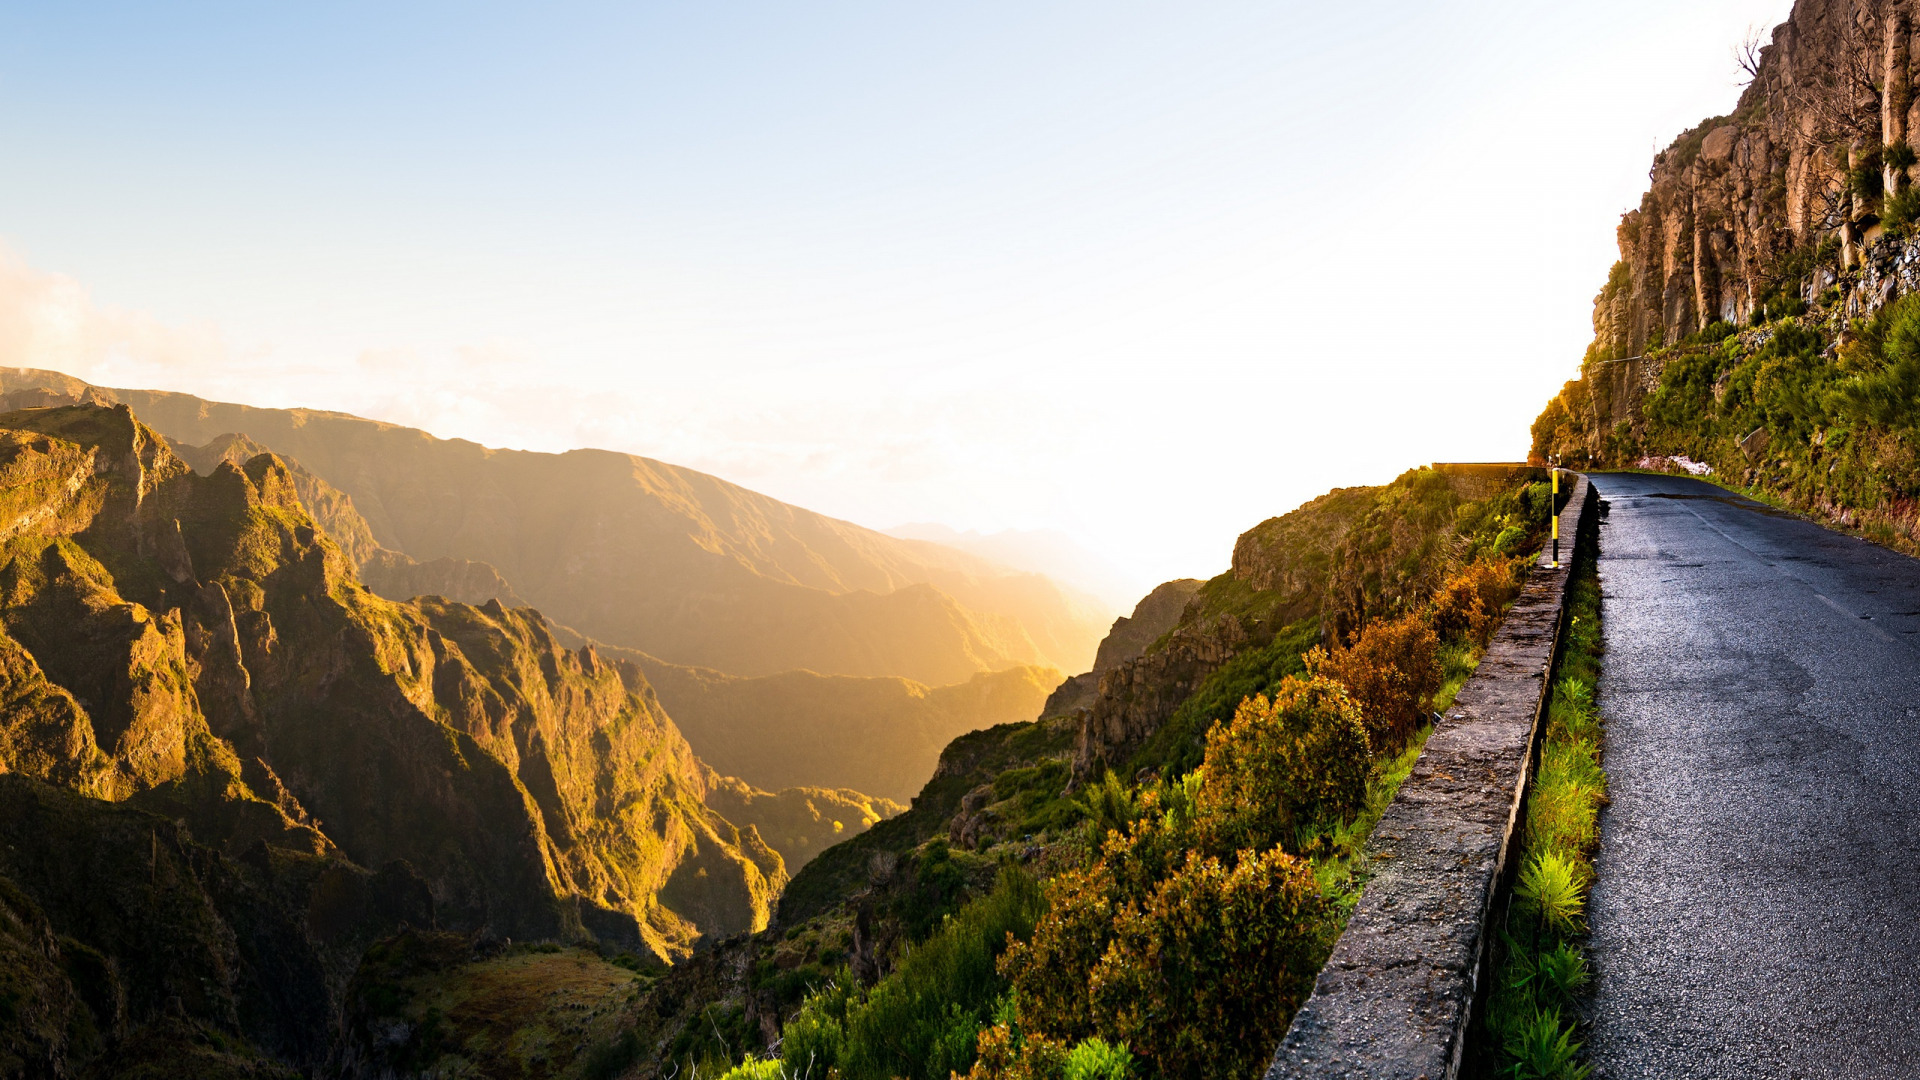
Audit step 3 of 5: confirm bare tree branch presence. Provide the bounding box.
[1736,25,1767,86]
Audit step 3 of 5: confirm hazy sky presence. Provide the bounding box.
[0,1,1794,603]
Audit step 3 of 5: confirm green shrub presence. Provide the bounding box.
[717,1055,786,1080]
[1515,848,1585,937]
[782,866,1046,1080]
[1887,187,1920,231]
[1071,770,1138,843]
[1833,293,1920,430]
[1064,1037,1134,1080]
[1086,846,1323,1080]
[1533,941,1590,1006]
[1191,676,1373,855]
[1767,295,1808,320]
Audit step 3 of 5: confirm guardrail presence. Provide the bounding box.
[1264,472,1599,1080]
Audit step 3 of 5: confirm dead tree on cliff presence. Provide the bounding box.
[1736,25,1768,86]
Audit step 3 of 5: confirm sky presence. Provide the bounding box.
[0,0,1797,606]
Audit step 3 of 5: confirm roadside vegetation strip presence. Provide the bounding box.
[1475,531,1605,1080]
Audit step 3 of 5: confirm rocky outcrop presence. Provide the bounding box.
[1092,578,1205,673]
[1073,612,1251,779]
[1043,578,1207,719]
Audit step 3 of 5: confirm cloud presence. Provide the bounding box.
[0,247,239,389]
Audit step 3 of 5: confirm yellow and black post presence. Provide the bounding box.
[1550,464,1560,568]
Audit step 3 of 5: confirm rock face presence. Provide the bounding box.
[0,403,783,966]
[0,372,1109,684]
[1040,578,1208,720]
[1074,612,1253,779]
[1593,0,1895,355]
[1562,0,1920,443]
[1090,578,1205,673]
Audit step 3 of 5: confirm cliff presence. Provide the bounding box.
[0,372,1109,685]
[1543,0,1920,458]
[1533,0,1920,555]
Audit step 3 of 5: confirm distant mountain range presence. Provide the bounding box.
[0,368,1110,687]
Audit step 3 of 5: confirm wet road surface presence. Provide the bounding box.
[1586,472,1920,1078]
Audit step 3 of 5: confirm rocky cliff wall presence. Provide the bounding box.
[1591,0,1920,364]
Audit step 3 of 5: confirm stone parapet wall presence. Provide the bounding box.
[1264,473,1599,1080]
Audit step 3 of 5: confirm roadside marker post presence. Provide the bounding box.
[1551,464,1560,568]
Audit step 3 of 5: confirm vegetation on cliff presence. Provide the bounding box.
[1533,0,1920,549]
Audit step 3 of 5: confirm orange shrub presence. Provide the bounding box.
[1431,558,1522,643]
[998,860,1116,1043]
[1307,612,1441,754]
[958,1022,1071,1079]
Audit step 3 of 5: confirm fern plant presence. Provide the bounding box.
[1533,941,1590,1005]
[1515,851,1585,936]
[1072,770,1137,840]
[1503,1008,1591,1080]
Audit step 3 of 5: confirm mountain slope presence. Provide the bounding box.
[596,643,1062,803]
[0,402,782,964]
[0,372,1107,683]
[169,419,1048,815]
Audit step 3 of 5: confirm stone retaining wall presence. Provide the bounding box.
[1264,473,1599,1080]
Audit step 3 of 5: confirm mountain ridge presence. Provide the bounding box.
[0,369,1108,685]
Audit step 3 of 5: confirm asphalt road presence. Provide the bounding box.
[1585,472,1920,1078]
